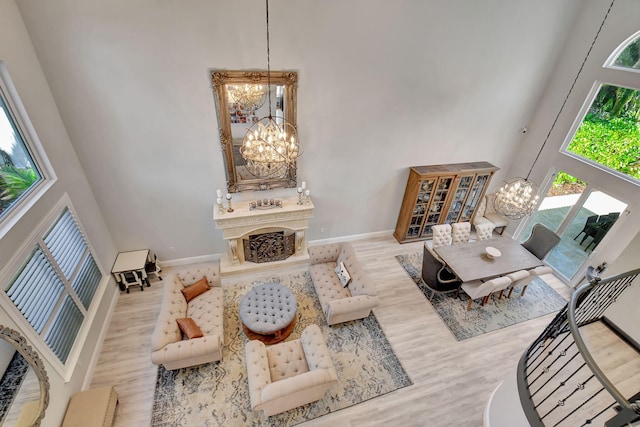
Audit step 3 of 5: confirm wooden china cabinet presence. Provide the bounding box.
[393,162,498,243]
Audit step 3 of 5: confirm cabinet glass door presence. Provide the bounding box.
[405,179,434,239]
[460,174,489,221]
[445,175,474,223]
[421,176,453,237]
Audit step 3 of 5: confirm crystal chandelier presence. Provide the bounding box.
[227,83,266,111]
[493,0,614,220]
[240,0,301,179]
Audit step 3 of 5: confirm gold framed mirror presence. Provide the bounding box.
[0,325,49,426]
[211,70,298,192]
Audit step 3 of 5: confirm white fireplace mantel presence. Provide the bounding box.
[213,196,314,274]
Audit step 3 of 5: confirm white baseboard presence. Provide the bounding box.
[159,230,395,268]
[82,277,120,390]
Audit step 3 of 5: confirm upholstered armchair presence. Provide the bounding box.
[308,242,378,325]
[473,194,509,235]
[431,224,452,248]
[451,222,471,244]
[245,324,337,417]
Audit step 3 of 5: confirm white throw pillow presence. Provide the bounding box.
[334,261,352,287]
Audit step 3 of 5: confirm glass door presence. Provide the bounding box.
[519,171,627,281]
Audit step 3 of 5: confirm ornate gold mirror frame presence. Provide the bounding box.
[0,325,49,426]
[211,70,298,192]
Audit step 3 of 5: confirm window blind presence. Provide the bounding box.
[4,207,102,364]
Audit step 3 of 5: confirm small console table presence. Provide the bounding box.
[111,249,150,293]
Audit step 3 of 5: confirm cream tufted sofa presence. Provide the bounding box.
[245,324,337,416]
[150,264,224,370]
[308,242,379,326]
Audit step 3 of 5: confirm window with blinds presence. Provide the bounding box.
[4,207,102,364]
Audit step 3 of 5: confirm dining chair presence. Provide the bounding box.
[431,224,452,248]
[474,222,495,241]
[574,214,598,242]
[460,276,512,310]
[507,265,553,297]
[506,269,532,298]
[421,244,461,301]
[521,223,561,260]
[451,222,471,244]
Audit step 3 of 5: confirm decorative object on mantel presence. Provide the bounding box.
[239,0,302,179]
[216,189,224,214]
[225,193,234,212]
[493,0,616,220]
[249,198,282,210]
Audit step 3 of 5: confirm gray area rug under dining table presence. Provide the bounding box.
[396,252,567,341]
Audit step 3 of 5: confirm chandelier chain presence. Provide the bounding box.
[265,0,272,118]
[525,0,616,181]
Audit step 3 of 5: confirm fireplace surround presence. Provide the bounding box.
[213,195,314,274]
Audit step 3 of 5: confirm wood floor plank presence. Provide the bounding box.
[89,233,636,427]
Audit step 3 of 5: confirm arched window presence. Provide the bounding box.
[562,32,640,184]
[605,30,640,72]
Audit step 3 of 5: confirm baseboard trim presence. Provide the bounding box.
[160,230,395,268]
[82,277,120,390]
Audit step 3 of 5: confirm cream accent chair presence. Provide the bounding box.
[245,324,337,417]
[473,194,509,235]
[508,266,553,297]
[451,222,471,244]
[431,224,452,248]
[460,276,512,310]
[150,264,224,370]
[308,242,379,326]
[475,222,495,241]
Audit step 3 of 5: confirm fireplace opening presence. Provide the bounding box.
[243,231,295,263]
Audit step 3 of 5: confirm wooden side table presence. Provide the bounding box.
[111,249,150,293]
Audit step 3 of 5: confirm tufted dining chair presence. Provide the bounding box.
[431,224,452,248]
[475,222,495,241]
[460,276,512,310]
[245,324,337,417]
[451,222,471,244]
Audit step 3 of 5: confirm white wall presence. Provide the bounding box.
[0,1,119,425]
[14,0,582,261]
[503,0,640,286]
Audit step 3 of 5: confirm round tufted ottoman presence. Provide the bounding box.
[239,283,298,345]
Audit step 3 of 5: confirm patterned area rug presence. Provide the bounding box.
[151,271,411,426]
[396,252,568,341]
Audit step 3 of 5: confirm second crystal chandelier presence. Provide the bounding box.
[240,0,301,179]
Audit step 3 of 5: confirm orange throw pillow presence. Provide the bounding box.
[176,318,203,339]
[181,276,209,302]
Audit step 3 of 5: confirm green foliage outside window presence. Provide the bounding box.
[564,84,640,185]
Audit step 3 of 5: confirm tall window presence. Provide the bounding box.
[563,33,640,183]
[4,206,102,365]
[0,84,43,218]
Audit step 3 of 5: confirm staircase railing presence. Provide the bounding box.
[517,267,640,427]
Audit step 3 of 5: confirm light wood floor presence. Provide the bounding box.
[90,233,635,427]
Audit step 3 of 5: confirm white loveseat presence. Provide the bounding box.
[308,242,379,325]
[150,264,224,370]
[245,324,337,416]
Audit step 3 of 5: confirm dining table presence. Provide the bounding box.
[433,236,543,283]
